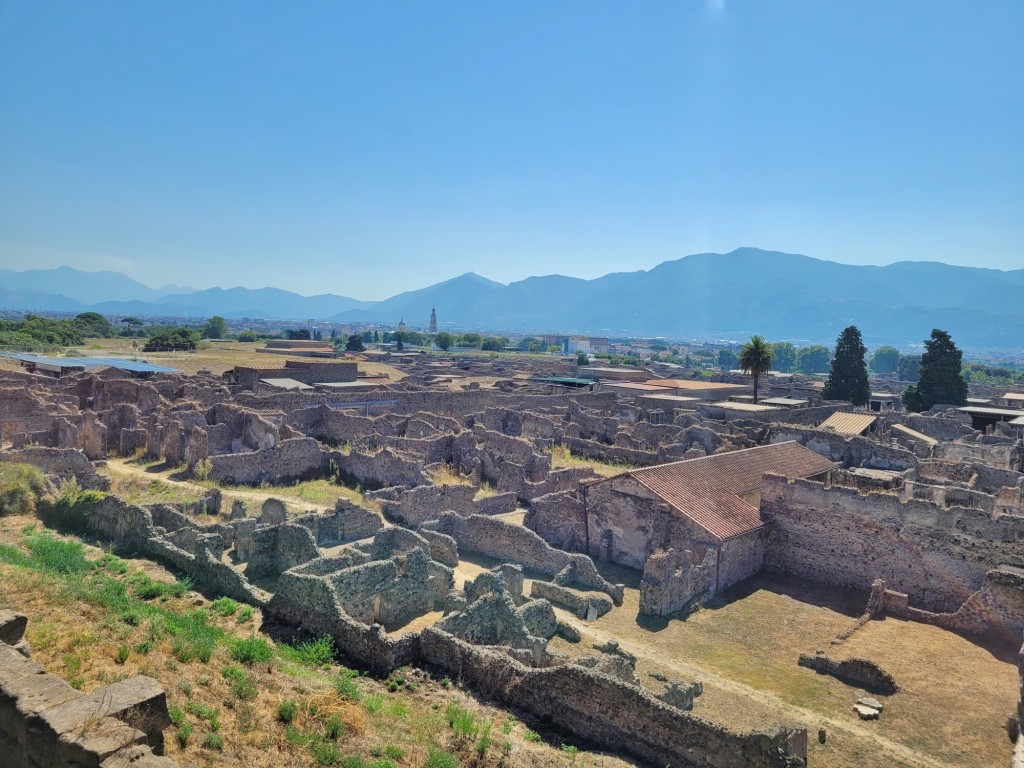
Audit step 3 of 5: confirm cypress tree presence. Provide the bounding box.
[823,326,870,406]
[901,329,967,412]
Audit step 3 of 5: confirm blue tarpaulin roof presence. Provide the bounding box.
[7,354,179,373]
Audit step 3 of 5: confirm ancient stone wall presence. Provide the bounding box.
[0,612,178,768]
[419,627,806,768]
[639,548,716,617]
[422,513,623,603]
[208,437,329,485]
[797,653,898,695]
[333,447,428,489]
[770,425,918,470]
[762,475,1024,614]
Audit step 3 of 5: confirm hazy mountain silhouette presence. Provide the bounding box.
[2,250,1022,349]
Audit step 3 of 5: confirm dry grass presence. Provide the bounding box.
[547,444,635,478]
[427,463,474,486]
[0,514,631,768]
[550,572,1018,768]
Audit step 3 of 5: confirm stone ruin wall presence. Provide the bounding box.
[0,611,179,768]
[770,425,919,471]
[419,626,807,768]
[421,512,624,604]
[1016,632,1024,768]
[762,474,1024,626]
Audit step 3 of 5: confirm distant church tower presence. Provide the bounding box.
[428,307,438,334]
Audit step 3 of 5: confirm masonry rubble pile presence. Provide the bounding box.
[3,356,1023,767]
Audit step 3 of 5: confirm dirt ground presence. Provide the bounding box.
[0,337,407,380]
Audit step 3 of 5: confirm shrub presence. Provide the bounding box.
[278,699,298,723]
[237,606,254,623]
[176,722,193,748]
[168,704,186,727]
[424,748,459,768]
[283,635,335,667]
[192,458,213,481]
[363,693,383,713]
[0,463,45,517]
[383,745,405,760]
[114,645,130,664]
[325,714,345,740]
[229,635,273,665]
[310,739,341,766]
[201,732,225,751]
[38,477,105,532]
[210,597,239,616]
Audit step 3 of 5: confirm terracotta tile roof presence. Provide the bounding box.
[818,412,877,435]
[624,442,837,540]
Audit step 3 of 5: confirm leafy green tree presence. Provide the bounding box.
[717,349,738,370]
[738,336,774,403]
[458,333,483,347]
[796,345,831,374]
[395,332,404,352]
[546,344,561,353]
[201,316,228,339]
[772,342,797,373]
[897,354,921,382]
[236,330,259,342]
[435,332,455,351]
[285,329,311,341]
[575,350,589,366]
[901,329,967,412]
[373,330,380,343]
[143,327,200,351]
[822,326,870,405]
[73,312,112,338]
[869,346,900,374]
[481,337,506,352]
[345,333,365,352]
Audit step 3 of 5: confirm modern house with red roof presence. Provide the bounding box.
[582,442,836,601]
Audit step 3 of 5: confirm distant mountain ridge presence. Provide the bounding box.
[2,250,1022,350]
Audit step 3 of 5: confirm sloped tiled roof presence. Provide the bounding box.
[623,442,837,540]
[819,411,877,435]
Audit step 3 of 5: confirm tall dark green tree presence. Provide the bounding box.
[901,329,967,412]
[738,335,774,403]
[822,326,870,405]
[201,316,228,339]
[717,348,738,370]
[345,333,365,352]
[897,354,921,382]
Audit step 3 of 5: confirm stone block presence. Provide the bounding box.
[0,610,28,645]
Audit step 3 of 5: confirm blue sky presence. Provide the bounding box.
[1,1,1021,299]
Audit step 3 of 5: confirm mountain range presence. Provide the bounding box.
[2,249,1023,351]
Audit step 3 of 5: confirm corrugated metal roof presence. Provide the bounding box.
[604,382,674,392]
[621,442,837,540]
[708,400,781,412]
[891,423,938,446]
[259,377,313,390]
[759,397,809,406]
[7,353,178,373]
[956,406,1024,417]
[645,379,747,390]
[1003,393,1024,400]
[819,411,877,435]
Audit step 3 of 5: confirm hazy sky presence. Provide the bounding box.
[1,1,1021,299]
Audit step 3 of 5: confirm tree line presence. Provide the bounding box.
[737,327,967,412]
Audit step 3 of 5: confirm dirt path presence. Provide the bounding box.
[559,615,947,768]
[103,457,337,513]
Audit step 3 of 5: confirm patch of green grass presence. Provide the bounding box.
[201,732,225,751]
[230,635,274,665]
[363,693,383,713]
[424,747,459,768]
[237,605,254,623]
[310,738,341,766]
[280,635,335,667]
[176,722,193,748]
[210,597,239,616]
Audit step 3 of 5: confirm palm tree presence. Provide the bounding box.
[738,335,774,403]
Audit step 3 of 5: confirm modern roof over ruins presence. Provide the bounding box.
[6,353,179,374]
[819,411,878,435]
[619,441,837,541]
